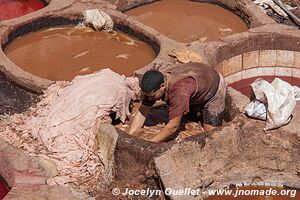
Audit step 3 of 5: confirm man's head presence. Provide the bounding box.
[141,70,166,101]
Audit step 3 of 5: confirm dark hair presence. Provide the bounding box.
[141,70,164,93]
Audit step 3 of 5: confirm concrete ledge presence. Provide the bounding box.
[154,117,300,200]
[0,139,79,200]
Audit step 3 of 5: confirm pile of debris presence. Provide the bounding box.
[253,0,300,27]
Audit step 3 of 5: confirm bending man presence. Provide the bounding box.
[129,62,226,142]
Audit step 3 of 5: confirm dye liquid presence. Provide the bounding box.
[0,178,9,199]
[0,0,44,20]
[5,27,156,80]
[125,0,248,42]
[206,186,299,200]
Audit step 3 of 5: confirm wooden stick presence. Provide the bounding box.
[273,0,300,27]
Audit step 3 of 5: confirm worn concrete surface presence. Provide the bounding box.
[153,89,300,200]
[154,116,300,200]
[282,103,300,136]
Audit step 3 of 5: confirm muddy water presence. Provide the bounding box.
[125,0,248,43]
[0,0,44,20]
[206,186,299,200]
[5,27,156,81]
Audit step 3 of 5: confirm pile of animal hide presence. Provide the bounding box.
[1,69,140,194]
[168,48,203,64]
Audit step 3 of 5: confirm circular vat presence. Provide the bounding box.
[214,30,300,96]
[0,0,48,20]
[213,32,300,132]
[124,0,248,43]
[205,184,299,200]
[3,17,158,81]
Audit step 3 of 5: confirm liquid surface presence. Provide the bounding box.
[0,0,44,20]
[206,186,299,200]
[5,27,156,80]
[125,0,248,43]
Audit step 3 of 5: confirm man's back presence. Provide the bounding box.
[165,62,220,105]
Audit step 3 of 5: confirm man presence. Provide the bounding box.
[129,62,226,142]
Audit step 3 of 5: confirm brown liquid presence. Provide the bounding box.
[5,27,156,81]
[206,186,299,200]
[125,0,248,42]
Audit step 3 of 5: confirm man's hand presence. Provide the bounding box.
[149,115,182,142]
[129,104,151,134]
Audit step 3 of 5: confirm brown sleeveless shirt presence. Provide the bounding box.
[164,62,220,105]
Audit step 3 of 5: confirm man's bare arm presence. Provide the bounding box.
[128,104,152,134]
[149,115,182,142]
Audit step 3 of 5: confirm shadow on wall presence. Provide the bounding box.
[0,176,9,199]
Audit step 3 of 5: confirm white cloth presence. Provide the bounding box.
[244,78,300,130]
[83,9,114,32]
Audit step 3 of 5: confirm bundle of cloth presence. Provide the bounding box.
[244,78,300,130]
[3,69,140,193]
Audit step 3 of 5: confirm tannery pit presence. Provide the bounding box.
[125,0,248,42]
[4,25,156,80]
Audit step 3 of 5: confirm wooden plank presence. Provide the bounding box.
[273,0,300,27]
